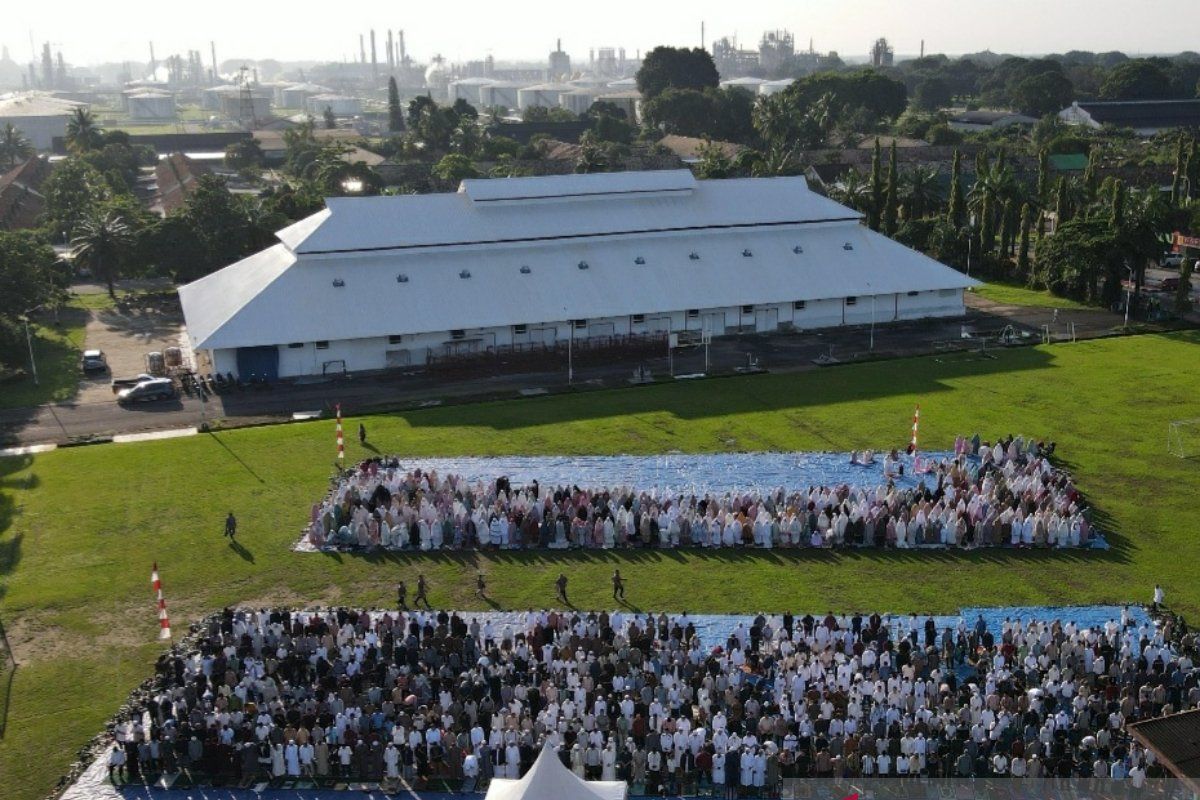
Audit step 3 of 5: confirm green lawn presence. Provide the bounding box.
[0,306,88,410]
[1,332,1200,799]
[971,281,1095,310]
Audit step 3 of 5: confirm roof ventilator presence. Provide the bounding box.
[459,269,471,279]
[843,243,854,251]
[742,249,753,257]
[634,256,645,265]
[577,261,589,270]
[396,273,409,283]
[332,278,345,287]
[520,265,532,274]
[689,252,700,260]
[793,245,803,254]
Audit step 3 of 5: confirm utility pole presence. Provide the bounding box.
[21,314,38,385]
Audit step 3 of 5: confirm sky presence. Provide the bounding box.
[4,0,1197,68]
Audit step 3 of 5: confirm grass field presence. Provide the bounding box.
[0,307,88,410]
[1,331,1199,800]
[971,282,1095,310]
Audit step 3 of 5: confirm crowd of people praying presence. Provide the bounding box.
[302,435,1097,552]
[103,606,1194,792]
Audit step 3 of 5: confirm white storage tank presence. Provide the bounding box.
[719,76,767,92]
[560,88,599,115]
[448,78,497,107]
[478,82,524,113]
[127,91,176,120]
[758,79,796,96]
[517,83,570,111]
[306,94,363,117]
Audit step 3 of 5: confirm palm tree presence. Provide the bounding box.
[0,123,33,168]
[900,165,942,220]
[65,107,102,153]
[70,211,133,298]
[830,169,870,213]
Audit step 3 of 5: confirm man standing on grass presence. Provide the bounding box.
[612,569,626,601]
[555,573,569,605]
[397,581,408,611]
[359,423,367,446]
[415,574,431,609]
[475,572,487,599]
[225,511,237,540]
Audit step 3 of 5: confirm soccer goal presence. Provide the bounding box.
[1167,418,1200,458]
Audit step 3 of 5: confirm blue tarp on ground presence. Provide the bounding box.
[359,451,954,495]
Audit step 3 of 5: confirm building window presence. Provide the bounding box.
[631,314,645,324]
[513,324,527,335]
[388,335,404,344]
[450,329,465,340]
[315,341,330,350]
[845,297,858,306]
[793,301,806,311]
[572,319,587,330]
[287,342,304,349]
[907,290,920,296]
[687,309,700,319]
[741,305,754,315]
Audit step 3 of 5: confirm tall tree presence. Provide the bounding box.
[65,107,102,153]
[635,47,719,99]
[0,123,33,167]
[1170,135,1187,205]
[979,194,995,255]
[70,211,133,298]
[882,141,899,236]
[1017,203,1032,279]
[900,165,941,221]
[387,76,404,132]
[1036,148,1050,204]
[323,106,337,129]
[868,138,883,231]
[1055,176,1071,226]
[947,149,965,229]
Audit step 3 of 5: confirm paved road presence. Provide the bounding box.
[0,300,1163,448]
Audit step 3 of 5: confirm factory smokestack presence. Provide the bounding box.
[359,34,366,64]
[387,29,395,71]
[370,29,378,82]
[210,41,217,84]
[398,30,406,65]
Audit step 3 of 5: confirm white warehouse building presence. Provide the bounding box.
[179,170,975,380]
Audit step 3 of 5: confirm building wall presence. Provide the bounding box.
[207,290,965,379]
[1,115,67,150]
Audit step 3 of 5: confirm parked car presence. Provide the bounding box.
[80,349,108,374]
[116,378,176,405]
[110,372,157,392]
[1161,253,1184,268]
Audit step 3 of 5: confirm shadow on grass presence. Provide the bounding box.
[229,538,255,563]
[0,454,33,598]
[207,432,266,484]
[323,540,1131,570]
[384,345,1060,432]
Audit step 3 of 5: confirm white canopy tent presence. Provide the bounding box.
[485,746,627,800]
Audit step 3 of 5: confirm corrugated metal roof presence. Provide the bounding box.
[1128,709,1200,782]
[279,172,862,256]
[180,172,976,351]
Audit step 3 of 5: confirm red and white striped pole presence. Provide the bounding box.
[335,403,345,462]
[910,404,920,456]
[152,562,171,640]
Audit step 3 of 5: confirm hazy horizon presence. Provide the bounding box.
[5,0,1198,69]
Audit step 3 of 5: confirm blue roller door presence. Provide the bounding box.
[235,346,279,380]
